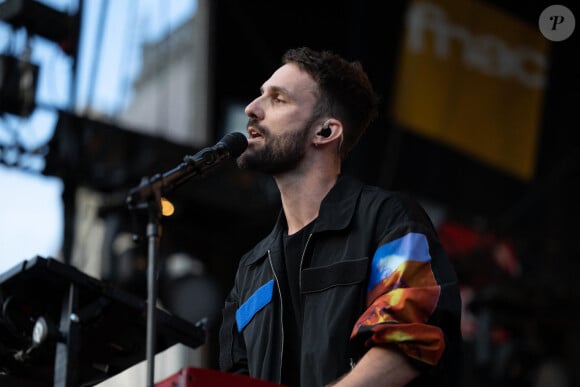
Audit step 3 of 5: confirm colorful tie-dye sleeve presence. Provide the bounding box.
[351,232,445,365]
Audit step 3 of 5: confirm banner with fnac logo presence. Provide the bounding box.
[392,0,548,180]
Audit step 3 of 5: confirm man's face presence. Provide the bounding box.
[237,63,319,174]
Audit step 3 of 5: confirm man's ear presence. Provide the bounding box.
[315,119,342,144]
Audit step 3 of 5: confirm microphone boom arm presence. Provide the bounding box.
[126,151,216,209]
[126,132,247,209]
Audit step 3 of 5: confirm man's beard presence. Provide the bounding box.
[237,120,312,174]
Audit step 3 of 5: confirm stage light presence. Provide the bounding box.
[0,54,39,117]
[161,197,175,217]
[0,0,77,55]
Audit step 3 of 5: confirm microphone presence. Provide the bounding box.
[127,132,248,208]
[183,131,248,168]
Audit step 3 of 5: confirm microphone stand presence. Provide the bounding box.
[125,133,246,386]
[126,164,200,387]
[130,175,163,387]
[145,188,161,387]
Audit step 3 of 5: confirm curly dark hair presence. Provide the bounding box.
[282,47,378,160]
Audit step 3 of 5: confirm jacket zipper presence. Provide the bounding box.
[298,233,313,293]
[267,249,284,382]
[295,233,313,383]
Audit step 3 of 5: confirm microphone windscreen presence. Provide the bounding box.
[220,132,248,158]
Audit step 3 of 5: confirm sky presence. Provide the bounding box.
[0,0,197,274]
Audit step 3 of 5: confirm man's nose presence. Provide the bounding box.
[244,96,264,120]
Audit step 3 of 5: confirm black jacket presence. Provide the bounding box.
[219,175,462,387]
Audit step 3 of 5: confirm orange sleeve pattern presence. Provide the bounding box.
[351,232,444,365]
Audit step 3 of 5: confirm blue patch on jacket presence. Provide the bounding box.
[368,232,432,292]
[236,279,274,332]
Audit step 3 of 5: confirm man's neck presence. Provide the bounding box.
[275,171,338,235]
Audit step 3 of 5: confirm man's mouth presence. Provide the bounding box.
[248,127,264,141]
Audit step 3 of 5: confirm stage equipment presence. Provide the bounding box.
[0,256,206,387]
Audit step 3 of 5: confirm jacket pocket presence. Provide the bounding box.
[236,279,274,332]
[301,257,368,293]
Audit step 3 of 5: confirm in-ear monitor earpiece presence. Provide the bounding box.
[318,126,331,137]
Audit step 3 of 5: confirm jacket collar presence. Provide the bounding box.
[315,174,363,233]
[243,175,364,266]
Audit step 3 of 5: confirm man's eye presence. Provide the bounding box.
[272,95,285,103]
